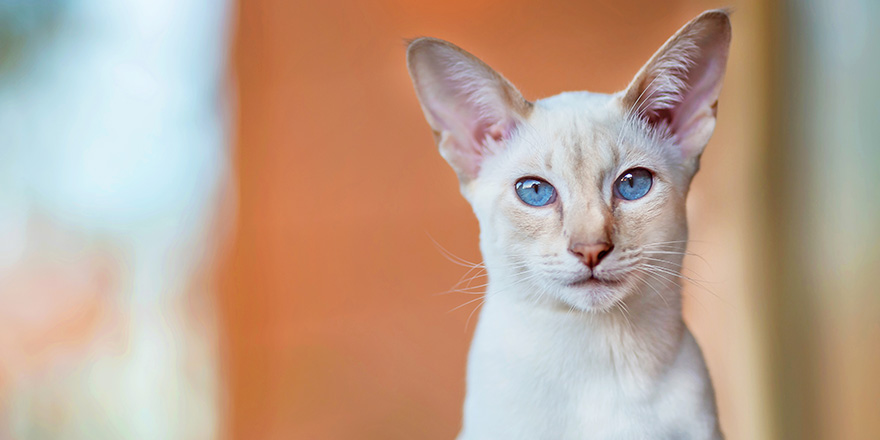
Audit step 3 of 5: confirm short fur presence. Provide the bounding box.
[407,10,731,439]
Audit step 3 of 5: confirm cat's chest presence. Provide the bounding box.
[464,302,651,414]
[467,298,657,389]
[460,300,717,439]
[462,348,668,439]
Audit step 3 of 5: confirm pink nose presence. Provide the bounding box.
[568,242,614,268]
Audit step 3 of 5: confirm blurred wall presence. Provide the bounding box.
[225,1,771,439]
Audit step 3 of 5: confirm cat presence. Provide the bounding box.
[406,9,730,440]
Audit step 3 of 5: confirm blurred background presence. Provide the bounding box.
[0,0,878,439]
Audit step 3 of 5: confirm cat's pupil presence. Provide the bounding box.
[614,168,653,201]
[515,178,557,207]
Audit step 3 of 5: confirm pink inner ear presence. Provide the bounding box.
[425,81,516,173]
[429,102,514,179]
[408,38,531,180]
[633,25,729,159]
[486,122,506,142]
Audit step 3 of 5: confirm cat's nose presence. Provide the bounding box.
[568,242,614,268]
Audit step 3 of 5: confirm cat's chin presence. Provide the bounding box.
[557,277,631,312]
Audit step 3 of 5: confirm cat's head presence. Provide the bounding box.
[408,10,730,312]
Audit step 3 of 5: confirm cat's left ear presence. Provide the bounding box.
[407,38,532,184]
[622,10,731,170]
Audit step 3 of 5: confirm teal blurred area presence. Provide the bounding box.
[0,0,231,438]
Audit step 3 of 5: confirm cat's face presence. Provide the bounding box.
[468,95,691,311]
[408,10,730,311]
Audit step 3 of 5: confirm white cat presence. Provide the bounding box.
[407,9,730,440]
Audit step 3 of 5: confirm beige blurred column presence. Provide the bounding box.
[764,0,880,439]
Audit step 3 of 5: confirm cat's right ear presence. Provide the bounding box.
[407,38,532,184]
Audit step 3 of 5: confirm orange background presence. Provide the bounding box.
[223,1,760,438]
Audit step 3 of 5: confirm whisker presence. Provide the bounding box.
[640,264,730,308]
[641,263,714,287]
[448,295,486,313]
[434,270,487,296]
[640,257,710,280]
[634,267,681,290]
[451,269,488,290]
[616,301,634,332]
[427,234,481,268]
[435,257,537,297]
[636,266,708,312]
[641,256,684,267]
[642,239,712,248]
[446,263,540,298]
[641,251,714,276]
[632,269,670,307]
[641,240,690,247]
[465,296,487,331]
[446,283,491,295]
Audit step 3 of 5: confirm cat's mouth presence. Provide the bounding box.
[560,273,631,311]
[568,274,625,288]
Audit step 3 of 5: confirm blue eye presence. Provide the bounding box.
[515,177,557,206]
[614,168,653,201]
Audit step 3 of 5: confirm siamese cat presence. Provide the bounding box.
[407,10,730,439]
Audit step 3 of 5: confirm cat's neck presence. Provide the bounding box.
[480,278,685,384]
